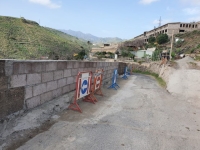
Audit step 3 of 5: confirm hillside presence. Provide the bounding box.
[175,30,200,55]
[0,16,90,60]
[61,29,125,44]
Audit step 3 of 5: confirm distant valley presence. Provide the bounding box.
[60,29,125,44]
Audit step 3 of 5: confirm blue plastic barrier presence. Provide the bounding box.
[108,69,120,90]
[122,66,130,80]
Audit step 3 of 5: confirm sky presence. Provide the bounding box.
[0,0,200,39]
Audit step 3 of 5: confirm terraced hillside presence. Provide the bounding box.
[0,16,90,60]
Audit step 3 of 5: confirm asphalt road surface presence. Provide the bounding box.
[17,74,200,150]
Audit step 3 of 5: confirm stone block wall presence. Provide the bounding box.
[0,60,125,119]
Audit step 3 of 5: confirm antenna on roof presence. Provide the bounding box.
[159,16,162,27]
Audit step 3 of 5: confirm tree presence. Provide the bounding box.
[148,37,156,44]
[156,34,168,44]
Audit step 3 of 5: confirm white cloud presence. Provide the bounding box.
[183,7,200,15]
[180,0,200,5]
[29,0,61,9]
[139,0,159,5]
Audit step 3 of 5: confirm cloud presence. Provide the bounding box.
[139,0,159,5]
[29,0,61,9]
[180,0,200,5]
[183,7,200,15]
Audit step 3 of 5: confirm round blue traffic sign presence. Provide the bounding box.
[81,80,88,94]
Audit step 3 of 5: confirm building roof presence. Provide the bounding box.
[91,45,118,53]
[147,47,156,51]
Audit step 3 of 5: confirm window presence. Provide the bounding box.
[186,24,188,28]
[195,24,198,28]
[179,30,185,33]
[180,24,182,27]
[165,29,167,32]
[189,24,191,28]
[183,24,185,27]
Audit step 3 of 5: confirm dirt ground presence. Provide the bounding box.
[5,74,200,150]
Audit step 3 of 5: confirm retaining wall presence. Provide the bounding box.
[0,60,126,119]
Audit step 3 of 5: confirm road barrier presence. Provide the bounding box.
[108,69,120,90]
[92,69,104,99]
[122,66,130,80]
[68,71,95,113]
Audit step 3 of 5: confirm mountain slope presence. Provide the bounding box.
[0,16,90,60]
[61,29,125,44]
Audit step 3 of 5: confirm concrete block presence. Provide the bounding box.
[26,96,40,109]
[93,62,97,67]
[67,62,73,68]
[73,62,80,68]
[52,88,62,98]
[31,62,45,73]
[33,83,46,96]
[85,62,90,67]
[54,70,63,80]
[0,60,5,76]
[13,62,32,74]
[5,60,13,76]
[69,83,76,91]
[78,68,84,72]
[57,62,68,70]
[57,78,67,88]
[74,76,77,82]
[80,62,85,68]
[64,69,71,77]
[7,87,24,113]
[46,62,57,71]
[62,85,70,94]
[67,77,74,84]
[10,74,26,88]
[40,91,53,104]
[25,86,33,99]
[46,81,57,91]
[71,69,78,76]
[42,72,53,82]
[0,76,8,90]
[27,73,41,85]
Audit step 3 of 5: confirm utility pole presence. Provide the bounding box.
[170,30,174,61]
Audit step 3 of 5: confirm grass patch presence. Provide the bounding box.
[133,70,166,88]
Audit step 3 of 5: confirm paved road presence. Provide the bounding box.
[18,74,200,150]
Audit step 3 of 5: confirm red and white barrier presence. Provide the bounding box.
[92,69,104,97]
[68,71,95,113]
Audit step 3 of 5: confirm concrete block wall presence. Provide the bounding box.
[0,60,124,119]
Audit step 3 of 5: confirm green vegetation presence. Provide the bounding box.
[94,51,114,59]
[133,70,166,87]
[156,34,169,44]
[121,50,134,58]
[0,16,90,59]
[148,37,156,44]
[175,30,200,55]
[152,49,161,61]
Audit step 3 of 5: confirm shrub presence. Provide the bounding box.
[156,34,169,44]
[148,37,156,44]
